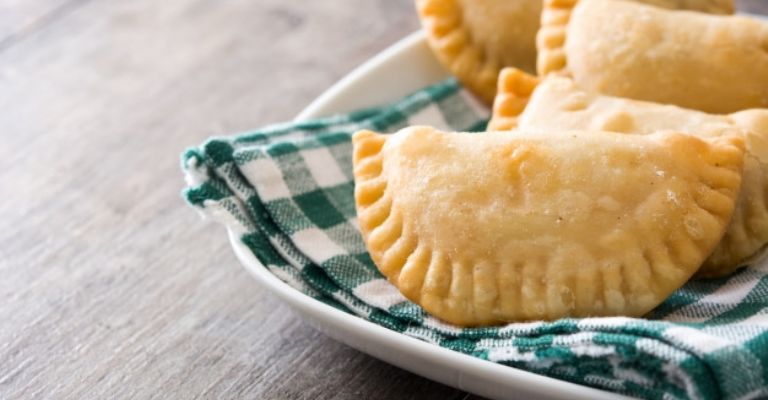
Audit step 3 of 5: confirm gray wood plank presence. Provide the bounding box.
[0,0,82,49]
[0,0,764,399]
[0,0,474,398]
[738,0,768,14]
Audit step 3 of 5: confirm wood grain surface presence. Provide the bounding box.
[0,1,765,399]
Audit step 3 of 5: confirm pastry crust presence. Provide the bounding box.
[490,72,768,278]
[417,0,736,105]
[416,0,543,104]
[538,0,768,113]
[488,68,540,131]
[353,127,744,325]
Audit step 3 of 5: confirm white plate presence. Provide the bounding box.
[232,15,765,399]
[231,30,628,400]
[230,232,621,400]
[295,31,450,121]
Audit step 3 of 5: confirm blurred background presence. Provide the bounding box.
[0,1,765,399]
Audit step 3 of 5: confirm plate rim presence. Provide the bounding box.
[228,229,626,400]
[295,31,431,121]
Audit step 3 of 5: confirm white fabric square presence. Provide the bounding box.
[577,316,635,329]
[487,346,537,363]
[291,228,347,263]
[460,89,491,119]
[301,147,348,188]
[408,104,448,130]
[353,279,407,309]
[240,158,291,201]
[663,327,732,353]
[496,321,544,336]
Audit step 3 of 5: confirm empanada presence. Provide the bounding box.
[353,126,744,325]
[490,70,768,278]
[538,0,768,113]
[416,0,543,104]
[415,0,734,106]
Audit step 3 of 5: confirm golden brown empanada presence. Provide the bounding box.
[415,0,733,106]
[490,70,768,278]
[416,0,542,104]
[353,126,744,325]
[538,0,768,114]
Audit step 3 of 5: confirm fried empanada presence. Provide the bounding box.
[415,0,733,106]
[538,0,768,113]
[353,126,744,325]
[490,70,768,278]
[490,69,768,138]
[416,0,542,105]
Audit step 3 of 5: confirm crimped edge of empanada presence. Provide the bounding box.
[700,153,768,278]
[701,111,768,277]
[490,71,768,279]
[537,0,576,77]
[537,0,739,76]
[488,67,541,131]
[415,0,504,105]
[353,127,746,325]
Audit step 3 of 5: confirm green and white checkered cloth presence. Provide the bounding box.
[182,78,768,400]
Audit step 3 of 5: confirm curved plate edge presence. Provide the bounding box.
[228,229,627,400]
[295,31,450,122]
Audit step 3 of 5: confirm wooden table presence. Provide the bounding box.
[1,1,765,398]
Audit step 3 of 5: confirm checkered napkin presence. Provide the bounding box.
[182,79,768,400]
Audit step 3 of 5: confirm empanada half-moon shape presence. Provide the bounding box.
[490,69,768,278]
[415,0,543,104]
[415,0,735,106]
[353,126,744,325]
[538,0,768,114]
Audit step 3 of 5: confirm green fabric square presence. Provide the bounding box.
[322,182,355,217]
[267,141,300,157]
[368,108,409,132]
[233,132,269,145]
[242,232,285,268]
[202,140,235,166]
[315,132,351,147]
[352,252,376,268]
[293,189,346,229]
[184,180,228,206]
[322,254,381,287]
